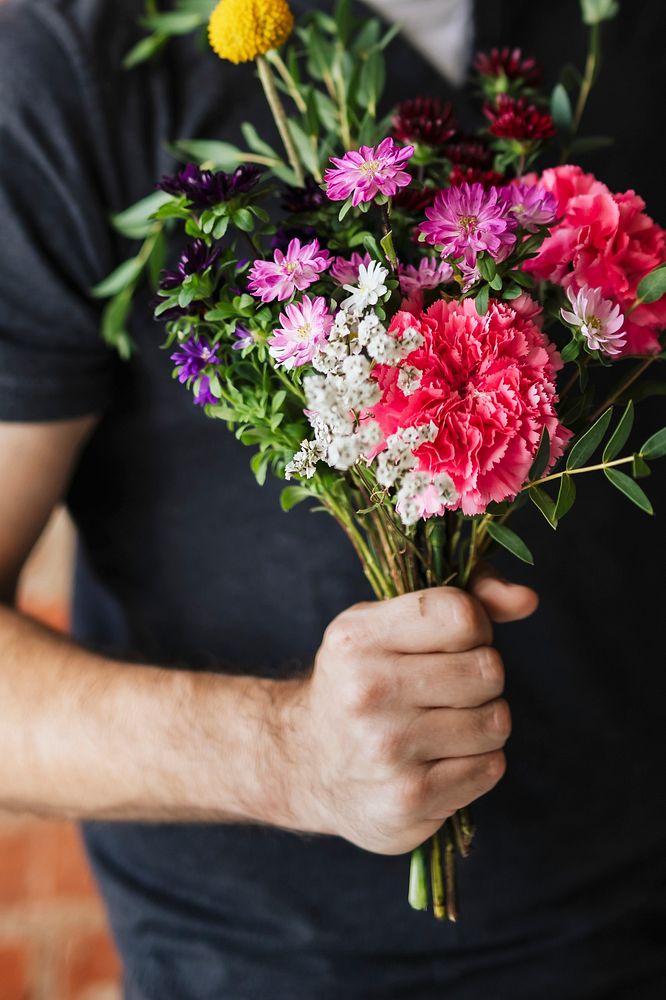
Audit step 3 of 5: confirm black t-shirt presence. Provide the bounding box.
[1,1,666,998]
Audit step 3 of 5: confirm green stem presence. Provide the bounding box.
[429,831,446,920]
[256,55,305,186]
[266,51,307,113]
[561,22,601,162]
[408,846,429,911]
[526,453,634,490]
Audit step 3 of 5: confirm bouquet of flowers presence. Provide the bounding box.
[94,0,666,921]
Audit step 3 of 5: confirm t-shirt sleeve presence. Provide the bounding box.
[0,1,121,421]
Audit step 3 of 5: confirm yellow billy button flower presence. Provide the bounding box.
[208,0,294,64]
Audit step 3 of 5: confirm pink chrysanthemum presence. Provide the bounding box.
[248,238,330,302]
[561,284,626,356]
[329,251,372,286]
[500,183,558,232]
[269,295,333,369]
[523,165,666,355]
[398,257,453,296]
[369,298,571,515]
[419,183,517,266]
[324,137,414,207]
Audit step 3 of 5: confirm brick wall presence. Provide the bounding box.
[0,513,122,1000]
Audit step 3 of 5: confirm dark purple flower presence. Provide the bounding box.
[171,336,220,382]
[193,375,218,407]
[231,325,255,351]
[158,163,262,209]
[442,136,493,169]
[281,176,327,214]
[160,239,221,290]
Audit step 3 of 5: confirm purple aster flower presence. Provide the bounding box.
[232,325,255,351]
[193,375,218,407]
[500,183,558,233]
[398,257,454,296]
[281,177,327,214]
[158,163,262,209]
[248,238,331,302]
[418,183,517,266]
[171,336,220,382]
[324,137,414,207]
[160,239,221,290]
[269,295,333,369]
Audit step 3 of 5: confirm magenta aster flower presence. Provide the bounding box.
[561,285,626,357]
[171,336,220,382]
[248,238,330,302]
[500,183,558,232]
[399,257,453,296]
[329,252,372,286]
[419,183,517,266]
[269,296,333,369]
[324,137,414,207]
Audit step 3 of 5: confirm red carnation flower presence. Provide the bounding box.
[474,48,541,86]
[484,95,555,142]
[392,96,458,148]
[442,137,493,169]
[449,165,504,189]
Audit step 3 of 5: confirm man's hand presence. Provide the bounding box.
[268,572,537,854]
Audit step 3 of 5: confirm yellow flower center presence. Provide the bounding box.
[458,214,479,234]
[296,323,311,340]
[360,159,381,176]
[208,0,294,64]
[283,261,298,273]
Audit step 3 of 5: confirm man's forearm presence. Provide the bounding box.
[0,602,289,822]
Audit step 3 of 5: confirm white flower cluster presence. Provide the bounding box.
[395,471,459,527]
[374,423,438,488]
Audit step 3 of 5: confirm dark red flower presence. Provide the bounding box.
[393,186,440,214]
[442,136,493,168]
[484,95,555,142]
[474,48,541,86]
[449,165,504,189]
[392,96,458,148]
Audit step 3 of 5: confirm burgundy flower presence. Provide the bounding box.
[484,95,555,142]
[392,97,458,148]
[281,176,326,214]
[158,163,262,208]
[474,48,541,87]
[442,136,493,169]
[393,186,440,214]
[449,165,504,189]
[160,239,220,290]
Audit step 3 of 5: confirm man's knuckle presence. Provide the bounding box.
[478,646,505,690]
[450,590,484,642]
[324,612,363,653]
[491,699,512,740]
[344,672,388,715]
[389,771,425,820]
[484,749,507,784]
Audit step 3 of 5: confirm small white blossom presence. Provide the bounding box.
[342,261,389,312]
[397,364,422,396]
[395,471,458,526]
[285,439,326,480]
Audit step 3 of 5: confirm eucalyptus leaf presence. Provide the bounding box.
[529,486,558,528]
[554,474,576,520]
[173,139,245,170]
[528,427,551,481]
[604,468,653,514]
[640,426,666,460]
[550,83,573,130]
[566,407,612,469]
[475,284,489,316]
[603,401,634,461]
[485,522,534,565]
[123,32,168,69]
[91,256,144,298]
[636,264,666,305]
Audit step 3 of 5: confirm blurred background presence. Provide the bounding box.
[0,513,121,1000]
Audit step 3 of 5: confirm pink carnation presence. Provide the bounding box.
[523,165,666,355]
[248,238,330,302]
[269,295,332,369]
[369,299,571,515]
[324,137,414,206]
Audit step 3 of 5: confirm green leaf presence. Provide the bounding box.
[338,197,354,222]
[477,255,496,282]
[529,486,558,528]
[334,0,353,43]
[554,474,576,520]
[287,118,319,176]
[566,407,612,469]
[173,139,244,170]
[241,122,278,160]
[560,338,581,363]
[529,427,551,481]
[640,426,666,460]
[101,287,134,360]
[580,0,620,24]
[110,190,171,238]
[550,83,573,130]
[501,284,523,300]
[232,207,254,232]
[603,401,634,461]
[636,263,666,305]
[617,378,666,406]
[358,50,385,116]
[147,229,167,289]
[141,11,204,34]
[475,284,489,316]
[633,454,651,479]
[485,521,534,565]
[604,468,653,514]
[91,256,144,298]
[279,485,313,512]
[123,31,168,69]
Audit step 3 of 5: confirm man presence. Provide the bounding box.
[0,1,665,998]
